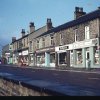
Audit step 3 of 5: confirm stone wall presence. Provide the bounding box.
[0,78,51,96]
[55,18,99,47]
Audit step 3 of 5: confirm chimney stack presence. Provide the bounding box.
[74,7,86,20]
[21,29,25,37]
[29,22,35,33]
[12,37,16,43]
[46,18,52,31]
[98,7,100,10]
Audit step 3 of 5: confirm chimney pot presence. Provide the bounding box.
[22,29,25,33]
[75,7,79,12]
[21,29,25,37]
[12,37,16,43]
[46,18,52,31]
[74,7,86,20]
[30,22,34,27]
[29,22,35,33]
[79,8,83,12]
[47,18,51,23]
[98,7,100,10]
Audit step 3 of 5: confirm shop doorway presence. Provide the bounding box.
[86,50,90,68]
[58,52,67,65]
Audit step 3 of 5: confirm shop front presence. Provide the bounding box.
[55,46,68,68]
[36,47,55,67]
[29,53,34,66]
[13,51,18,65]
[73,38,99,68]
[22,50,29,66]
[18,50,29,66]
[55,38,100,69]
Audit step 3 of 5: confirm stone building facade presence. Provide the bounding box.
[2,44,11,64]
[10,7,100,69]
[55,7,100,69]
[34,32,55,67]
[28,18,53,66]
[34,7,100,69]
[12,29,29,66]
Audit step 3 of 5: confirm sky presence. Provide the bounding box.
[0,0,100,53]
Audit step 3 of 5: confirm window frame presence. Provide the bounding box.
[75,29,78,42]
[85,26,90,40]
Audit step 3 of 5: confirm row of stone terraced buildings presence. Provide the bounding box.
[2,7,100,69]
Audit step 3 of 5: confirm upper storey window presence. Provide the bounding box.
[42,38,45,48]
[51,35,55,46]
[60,33,63,45]
[37,40,39,49]
[30,41,32,52]
[75,29,78,42]
[85,26,90,40]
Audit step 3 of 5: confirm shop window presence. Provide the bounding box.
[30,54,33,61]
[94,46,99,64]
[76,49,83,65]
[37,54,45,64]
[59,52,67,65]
[37,56,41,64]
[50,53,55,63]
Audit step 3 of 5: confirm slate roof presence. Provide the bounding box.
[37,9,100,38]
[29,25,54,41]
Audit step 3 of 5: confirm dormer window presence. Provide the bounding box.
[85,26,90,40]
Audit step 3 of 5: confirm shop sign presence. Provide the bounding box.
[73,39,98,49]
[36,48,54,53]
[19,53,22,56]
[59,46,69,50]
[55,47,66,53]
[22,50,28,55]
[5,53,10,55]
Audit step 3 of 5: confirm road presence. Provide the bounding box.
[0,64,100,96]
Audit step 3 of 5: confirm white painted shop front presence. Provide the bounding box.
[55,38,100,68]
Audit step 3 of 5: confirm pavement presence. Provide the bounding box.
[13,64,100,74]
[2,64,100,75]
